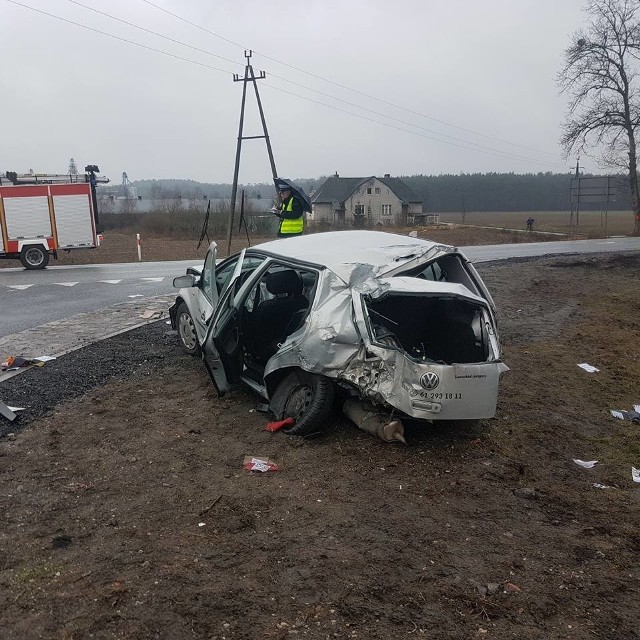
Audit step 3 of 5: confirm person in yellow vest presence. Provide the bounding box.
[273,185,304,238]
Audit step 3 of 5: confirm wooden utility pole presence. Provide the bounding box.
[226,50,278,256]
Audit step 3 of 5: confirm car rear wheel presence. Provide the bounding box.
[20,245,49,270]
[177,302,200,356]
[270,370,335,437]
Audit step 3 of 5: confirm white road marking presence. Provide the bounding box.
[53,282,79,287]
[141,277,164,282]
[596,241,616,244]
[8,284,34,290]
[100,279,122,284]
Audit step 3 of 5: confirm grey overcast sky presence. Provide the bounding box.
[1,0,591,184]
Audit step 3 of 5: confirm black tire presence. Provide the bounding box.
[176,302,201,356]
[20,245,49,270]
[270,370,335,437]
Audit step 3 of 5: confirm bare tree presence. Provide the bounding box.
[558,0,640,234]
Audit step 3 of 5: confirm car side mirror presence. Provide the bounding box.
[173,274,197,288]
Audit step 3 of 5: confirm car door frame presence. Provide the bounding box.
[201,251,269,393]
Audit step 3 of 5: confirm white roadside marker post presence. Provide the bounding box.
[136,233,142,262]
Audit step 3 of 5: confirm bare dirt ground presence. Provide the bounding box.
[2,247,640,639]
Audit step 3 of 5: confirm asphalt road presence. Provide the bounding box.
[1,236,640,338]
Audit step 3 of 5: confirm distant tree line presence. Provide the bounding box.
[401,172,632,212]
[130,172,632,213]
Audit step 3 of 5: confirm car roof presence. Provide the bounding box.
[252,230,448,274]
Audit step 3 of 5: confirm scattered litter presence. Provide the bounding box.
[198,522,206,527]
[165,320,171,325]
[7,406,25,412]
[0,400,17,422]
[266,417,295,432]
[1,355,55,371]
[573,459,598,469]
[128,294,143,298]
[577,363,600,373]
[632,467,640,483]
[609,408,640,423]
[592,483,612,489]
[243,456,280,472]
[140,309,162,319]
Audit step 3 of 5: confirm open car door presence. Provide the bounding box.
[201,250,252,394]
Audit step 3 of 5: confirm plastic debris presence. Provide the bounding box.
[1,355,55,371]
[243,456,280,472]
[0,400,17,422]
[266,417,295,432]
[577,363,600,373]
[198,522,206,527]
[610,408,640,423]
[7,406,25,412]
[632,467,640,483]
[592,483,612,489]
[573,459,598,469]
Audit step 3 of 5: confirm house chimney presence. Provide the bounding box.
[384,173,390,178]
[334,172,339,178]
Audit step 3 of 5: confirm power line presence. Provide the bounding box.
[5,0,566,168]
[4,0,237,75]
[61,0,564,166]
[138,0,559,158]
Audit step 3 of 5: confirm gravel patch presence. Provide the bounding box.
[0,321,175,437]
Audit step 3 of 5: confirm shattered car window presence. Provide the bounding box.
[396,254,481,296]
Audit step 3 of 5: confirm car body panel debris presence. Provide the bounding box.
[0,400,17,422]
[170,231,509,435]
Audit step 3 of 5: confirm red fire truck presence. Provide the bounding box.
[0,166,109,269]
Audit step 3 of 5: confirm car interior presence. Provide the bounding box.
[365,294,490,364]
[239,264,318,380]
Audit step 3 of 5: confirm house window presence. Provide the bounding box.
[367,188,372,195]
[354,204,365,216]
[382,204,392,216]
[367,205,372,216]
[375,187,380,194]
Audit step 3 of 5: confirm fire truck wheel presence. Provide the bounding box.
[20,245,50,270]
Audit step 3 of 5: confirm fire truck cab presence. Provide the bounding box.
[0,166,109,269]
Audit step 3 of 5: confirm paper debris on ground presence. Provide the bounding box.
[577,363,600,373]
[242,456,280,472]
[573,459,598,469]
[632,467,640,483]
[7,406,25,412]
[592,483,612,489]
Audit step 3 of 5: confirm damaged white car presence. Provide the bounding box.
[169,230,508,438]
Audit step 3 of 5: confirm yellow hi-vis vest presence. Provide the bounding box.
[279,197,304,234]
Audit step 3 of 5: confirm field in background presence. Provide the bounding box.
[439,209,635,237]
[1,209,635,269]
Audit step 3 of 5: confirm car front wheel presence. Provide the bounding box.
[176,302,200,356]
[270,370,335,437]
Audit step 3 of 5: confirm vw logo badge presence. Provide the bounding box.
[420,372,440,390]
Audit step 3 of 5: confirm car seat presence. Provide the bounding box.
[251,270,309,363]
